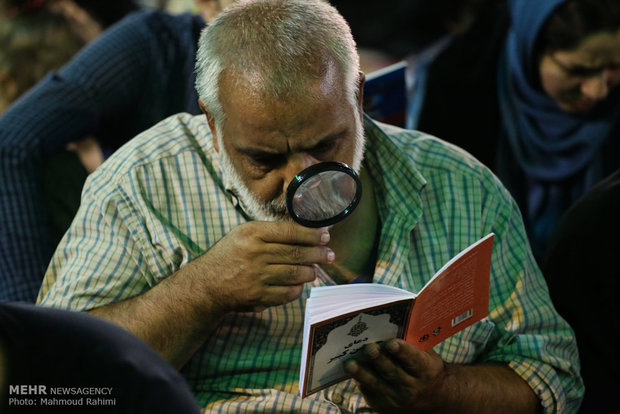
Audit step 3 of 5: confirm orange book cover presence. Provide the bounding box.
[404,233,493,351]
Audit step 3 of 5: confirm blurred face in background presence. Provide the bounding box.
[539,29,620,113]
[0,3,88,114]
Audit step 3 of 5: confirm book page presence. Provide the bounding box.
[301,299,413,397]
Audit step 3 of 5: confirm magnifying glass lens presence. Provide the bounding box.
[286,162,362,227]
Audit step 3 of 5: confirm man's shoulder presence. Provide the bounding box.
[369,119,512,209]
[372,120,493,179]
[86,113,213,194]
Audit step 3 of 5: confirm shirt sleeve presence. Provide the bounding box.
[37,169,151,311]
[478,168,584,414]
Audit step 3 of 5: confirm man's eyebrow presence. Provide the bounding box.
[302,130,347,152]
[235,146,281,158]
[235,130,346,157]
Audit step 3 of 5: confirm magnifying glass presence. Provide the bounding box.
[286,161,362,227]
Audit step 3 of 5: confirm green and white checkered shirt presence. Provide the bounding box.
[39,113,583,413]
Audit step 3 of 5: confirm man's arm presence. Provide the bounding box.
[345,339,541,414]
[88,221,334,368]
[87,262,223,370]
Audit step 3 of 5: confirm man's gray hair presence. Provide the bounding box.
[194,0,360,127]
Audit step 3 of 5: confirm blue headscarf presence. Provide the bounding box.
[497,0,620,259]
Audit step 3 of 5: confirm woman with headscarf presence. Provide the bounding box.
[497,0,620,261]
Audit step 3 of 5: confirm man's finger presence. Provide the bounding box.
[344,359,379,388]
[382,339,439,377]
[260,284,306,307]
[254,221,330,246]
[344,359,399,403]
[265,244,335,265]
[360,343,403,383]
[264,264,316,285]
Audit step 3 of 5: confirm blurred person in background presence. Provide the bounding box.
[0,0,140,131]
[338,0,620,264]
[495,0,620,262]
[330,0,502,94]
[0,301,202,413]
[543,168,620,413]
[0,6,84,113]
[331,0,493,63]
[0,0,210,302]
[0,0,134,174]
[405,0,509,169]
[0,0,92,113]
[406,0,620,263]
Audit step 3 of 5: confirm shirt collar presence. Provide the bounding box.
[362,115,428,290]
[362,114,426,227]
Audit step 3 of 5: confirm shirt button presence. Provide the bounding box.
[332,393,343,404]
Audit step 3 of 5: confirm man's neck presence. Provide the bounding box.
[322,165,380,284]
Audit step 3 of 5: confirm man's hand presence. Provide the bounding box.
[344,339,447,413]
[190,221,334,314]
[344,338,542,414]
[88,220,333,367]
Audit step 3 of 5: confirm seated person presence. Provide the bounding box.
[0,0,137,266]
[38,0,583,412]
[497,0,620,262]
[0,3,207,302]
[0,0,138,112]
[330,0,505,123]
[544,169,620,414]
[0,301,201,413]
[413,0,509,170]
[414,0,620,263]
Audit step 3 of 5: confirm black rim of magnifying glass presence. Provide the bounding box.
[286,161,362,228]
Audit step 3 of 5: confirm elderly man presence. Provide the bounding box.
[38,0,583,412]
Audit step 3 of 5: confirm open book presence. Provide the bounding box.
[299,233,494,397]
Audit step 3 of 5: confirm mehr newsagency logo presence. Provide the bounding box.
[7,385,116,408]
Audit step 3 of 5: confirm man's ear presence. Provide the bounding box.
[199,100,219,152]
[356,71,365,115]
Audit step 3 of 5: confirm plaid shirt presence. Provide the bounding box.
[39,113,583,413]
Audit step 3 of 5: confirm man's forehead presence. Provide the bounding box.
[218,66,352,149]
[219,58,342,103]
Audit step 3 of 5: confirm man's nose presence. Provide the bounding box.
[581,71,612,101]
[282,153,320,191]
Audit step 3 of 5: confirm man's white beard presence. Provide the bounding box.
[216,112,365,222]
